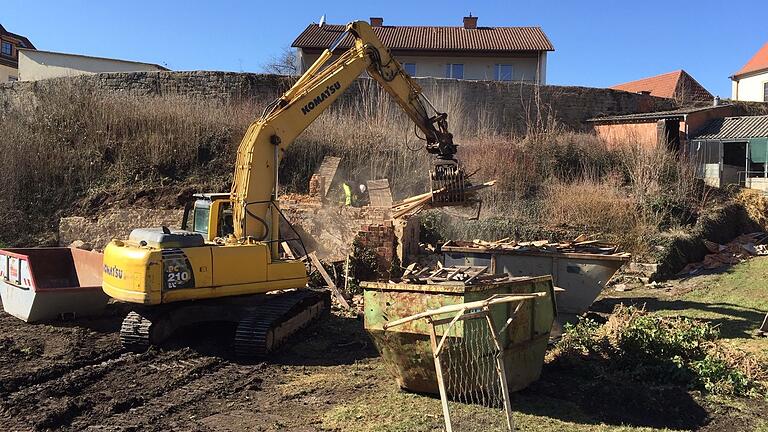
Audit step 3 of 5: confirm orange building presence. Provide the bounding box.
[588,104,741,151]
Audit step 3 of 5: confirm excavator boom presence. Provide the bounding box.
[100,20,474,357]
[230,21,468,251]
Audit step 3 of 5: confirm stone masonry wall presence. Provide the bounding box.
[0,71,677,131]
[59,208,184,251]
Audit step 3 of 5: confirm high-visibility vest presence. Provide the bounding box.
[342,183,353,206]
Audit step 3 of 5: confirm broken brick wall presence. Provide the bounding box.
[279,193,391,262]
[355,222,397,278]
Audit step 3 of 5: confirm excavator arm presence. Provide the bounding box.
[231,20,467,254]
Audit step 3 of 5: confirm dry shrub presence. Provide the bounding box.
[0,82,255,244]
[0,77,713,255]
[734,188,768,229]
[543,174,637,232]
[621,144,706,228]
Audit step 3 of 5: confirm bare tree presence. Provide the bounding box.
[263,47,299,77]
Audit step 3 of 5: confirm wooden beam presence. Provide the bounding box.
[281,241,296,259]
[308,252,351,310]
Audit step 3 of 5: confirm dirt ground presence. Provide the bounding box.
[0,302,381,432]
[1,265,767,431]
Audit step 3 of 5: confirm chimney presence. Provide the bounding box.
[370,17,383,27]
[713,96,721,107]
[463,13,478,29]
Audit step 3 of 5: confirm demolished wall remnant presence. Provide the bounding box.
[355,221,397,278]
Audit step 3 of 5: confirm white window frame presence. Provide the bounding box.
[403,63,417,77]
[494,64,513,81]
[445,63,464,79]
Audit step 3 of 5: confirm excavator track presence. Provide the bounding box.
[118,290,330,357]
[120,311,153,352]
[234,290,329,358]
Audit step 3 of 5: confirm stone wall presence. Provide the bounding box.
[0,71,677,131]
[59,208,184,250]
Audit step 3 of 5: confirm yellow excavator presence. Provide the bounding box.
[102,20,471,356]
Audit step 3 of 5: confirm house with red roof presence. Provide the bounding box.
[731,42,768,102]
[610,70,712,104]
[291,16,554,83]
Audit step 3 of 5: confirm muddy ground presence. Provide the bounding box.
[0,285,765,431]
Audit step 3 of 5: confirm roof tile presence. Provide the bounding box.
[733,42,768,78]
[292,24,554,52]
[610,70,712,102]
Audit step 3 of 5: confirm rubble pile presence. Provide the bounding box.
[679,232,768,274]
[389,263,529,286]
[443,234,630,257]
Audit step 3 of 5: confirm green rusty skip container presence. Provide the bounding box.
[362,275,556,395]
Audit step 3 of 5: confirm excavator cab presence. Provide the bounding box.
[181,193,234,242]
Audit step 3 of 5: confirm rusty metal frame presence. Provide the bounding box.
[385,293,543,432]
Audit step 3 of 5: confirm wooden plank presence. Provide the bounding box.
[343,255,351,294]
[315,156,341,197]
[463,265,488,284]
[280,242,296,259]
[428,320,454,432]
[308,252,350,310]
[485,313,515,431]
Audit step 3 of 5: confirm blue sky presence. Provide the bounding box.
[3,0,766,97]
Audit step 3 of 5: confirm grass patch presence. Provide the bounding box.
[320,364,679,432]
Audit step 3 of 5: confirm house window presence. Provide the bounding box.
[403,63,417,76]
[1,41,12,56]
[445,64,464,79]
[764,82,768,102]
[494,64,513,81]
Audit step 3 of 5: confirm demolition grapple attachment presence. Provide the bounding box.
[430,161,470,206]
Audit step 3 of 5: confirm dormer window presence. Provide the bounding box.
[1,41,12,56]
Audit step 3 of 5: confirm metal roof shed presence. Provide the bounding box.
[689,115,768,191]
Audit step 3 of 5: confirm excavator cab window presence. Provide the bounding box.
[217,202,234,238]
[192,202,210,236]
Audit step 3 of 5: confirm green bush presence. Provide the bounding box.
[552,305,766,398]
[346,238,380,293]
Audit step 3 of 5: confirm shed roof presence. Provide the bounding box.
[733,42,768,78]
[691,115,768,140]
[587,105,729,123]
[292,23,554,52]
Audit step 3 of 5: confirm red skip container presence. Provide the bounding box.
[0,248,108,322]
